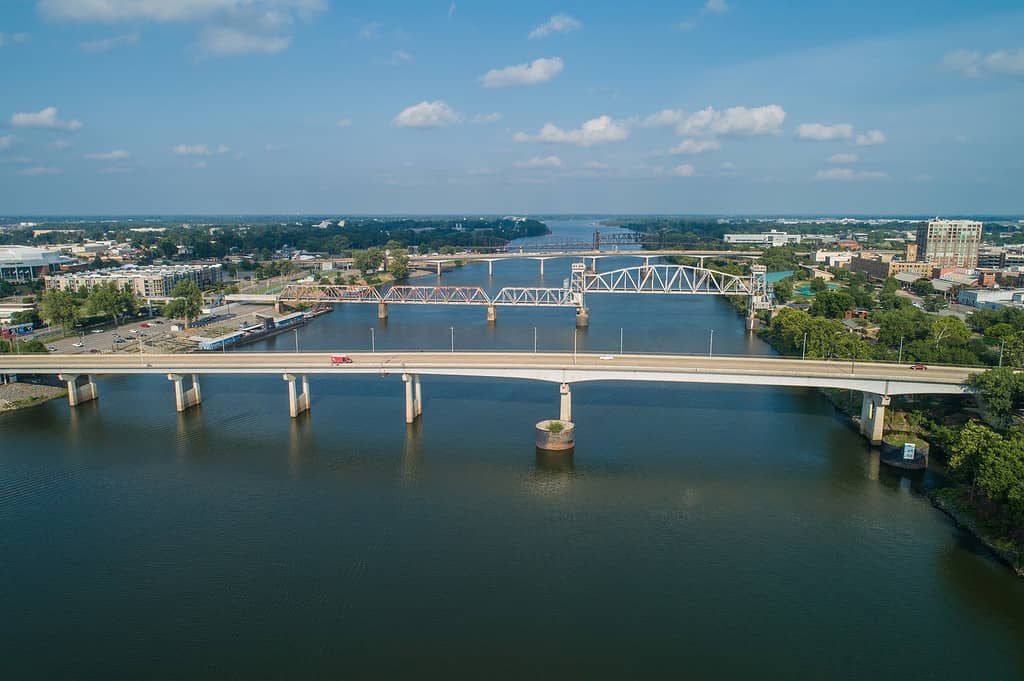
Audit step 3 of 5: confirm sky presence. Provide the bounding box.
[0,0,1022,215]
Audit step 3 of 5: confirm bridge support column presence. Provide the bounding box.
[860,393,890,445]
[559,383,572,422]
[283,373,310,418]
[487,260,494,277]
[167,373,202,412]
[539,259,545,277]
[575,307,590,328]
[487,305,497,323]
[58,373,97,407]
[377,302,389,320]
[402,373,422,424]
[587,257,598,274]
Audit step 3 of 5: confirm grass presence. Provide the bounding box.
[546,421,565,433]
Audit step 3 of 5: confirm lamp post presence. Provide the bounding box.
[573,329,578,365]
[802,332,807,360]
[370,327,375,353]
[533,326,537,354]
[620,327,624,355]
[1000,339,1005,367]
[898,336,904,366]
[709,329,714,358]
[294,328,299,353]
[450,326,454,353]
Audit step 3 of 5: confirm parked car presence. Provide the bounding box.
[90,329,104,334]
[47,346,57,352]
[139,323,150,328]
[909,364,927,371]
[72,341,84,348]
[330,354,354,365]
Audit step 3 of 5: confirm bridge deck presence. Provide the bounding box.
[1,352,978,395]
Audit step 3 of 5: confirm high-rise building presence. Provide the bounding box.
[915,219,982,268]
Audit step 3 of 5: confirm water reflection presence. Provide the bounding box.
[400,420,424,485]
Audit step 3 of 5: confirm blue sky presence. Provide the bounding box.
[0,0,1022,215]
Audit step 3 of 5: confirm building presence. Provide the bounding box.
[0,245,77,282]
[724,230,801,247]
[45,263,224,297]
[850,253,933,281]
[958,288,1024,308]
[814,250,853,267]
[915,219,982,268]
[977,247,1004,269]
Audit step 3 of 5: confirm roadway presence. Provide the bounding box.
[0,351,979,395]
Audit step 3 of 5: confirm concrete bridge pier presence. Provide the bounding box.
[487,305,497,323]
[860,393,890,445]
[559,382,572,421]
[402,373,422,424]
[167,373,202,412]
[58,373,98,407]
[283,373,311,418]
[487,259,495,277]
[377,302,389,320]
[575,307,590,328]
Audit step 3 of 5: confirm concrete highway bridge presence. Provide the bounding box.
[228,262,774,329]
[0,352,978,444]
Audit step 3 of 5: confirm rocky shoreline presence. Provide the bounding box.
[0,381,67,413]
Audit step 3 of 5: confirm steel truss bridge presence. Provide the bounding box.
[262,262,772,322]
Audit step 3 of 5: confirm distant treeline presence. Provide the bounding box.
[0,217,549,259]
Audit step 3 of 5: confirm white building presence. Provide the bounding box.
[0,245,77,282]
[724,230,802,247]
[814,250,853,267]
[45,264,224,297]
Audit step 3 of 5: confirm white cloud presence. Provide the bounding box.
[480,57,563,88]
[516,155,563,169]
[101,166,133,174]
[676,105,786,137]
[336,118,352,127]
[815,168,888,181]
[638,109,685,127]
[389,49,413,65]
[360,22,381,39]
[448,3,456,19]
[11,107,83,131]
[0,135,12,150]
[943,47,1024,79]
[216,144,230,154]
[80,33,139,52]
[669,138,720,154]
[677,21,696,31]
[173,143,210,156]
[985,48,1024,78]
[855,130,886,146]
[193,160,208,168]
[514,115,630,147]
[828,153,859,164]
[85,149,131,160]
[18,166,61,176]
[673,164,697,177]
[198,27,289,55]
[583,160,609,170]
[795,122,853,141]
[528,13,582,39]
[470,112,502,124]
[719,161,740,176]
[0,32,30,46]
[393,100,461,128]
[705,0,729,12]
[41,1,325,57]
[51,139,72,150]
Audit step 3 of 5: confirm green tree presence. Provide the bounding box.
[911,278,935,296]
[86,282,137,326]
[923,295,947,312]
[40,289,81,332]
[808,277,828,293]
[929,316,970,347]
[772,277,793,305]
[353,247,384,275]
[9,309,41,327]
[948,420,1003,497]
[967,367,1024,427]
[388,248,410,280]
[164,280,203,328]
[809,289,856,318]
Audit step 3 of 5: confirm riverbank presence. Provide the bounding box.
[930,487,1024,576]
[0,381,66,413]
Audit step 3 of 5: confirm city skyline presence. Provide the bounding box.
[1,0,1022,214]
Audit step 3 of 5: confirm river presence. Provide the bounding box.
[1,219,1023,679]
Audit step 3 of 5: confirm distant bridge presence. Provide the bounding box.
[227,262,772,328]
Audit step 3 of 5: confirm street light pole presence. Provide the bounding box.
[573,329,577,365]
[802,332,807,360]
[1000,339,1005,367]
[450,326,454,353]
[898,336,904,365]
[534,326,537,354]
[620,327,624,355]
[294,328,299,353]
[370,327,375,353]
[709,329,714,358]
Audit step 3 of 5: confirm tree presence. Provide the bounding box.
[388,248,410,280]
[40,289,81,332]
[164,280,203,328]
[86,282,136,326]
[772,277,793,305]
[808,277,828,293]
[9,309,41,327]
[967,367,1024,427]
[929,316,970,346]
[948,420,1003,497]
[923,295,947,312]
[809,289,855,318]
[911,278,935,296]
[353,247,384,275]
